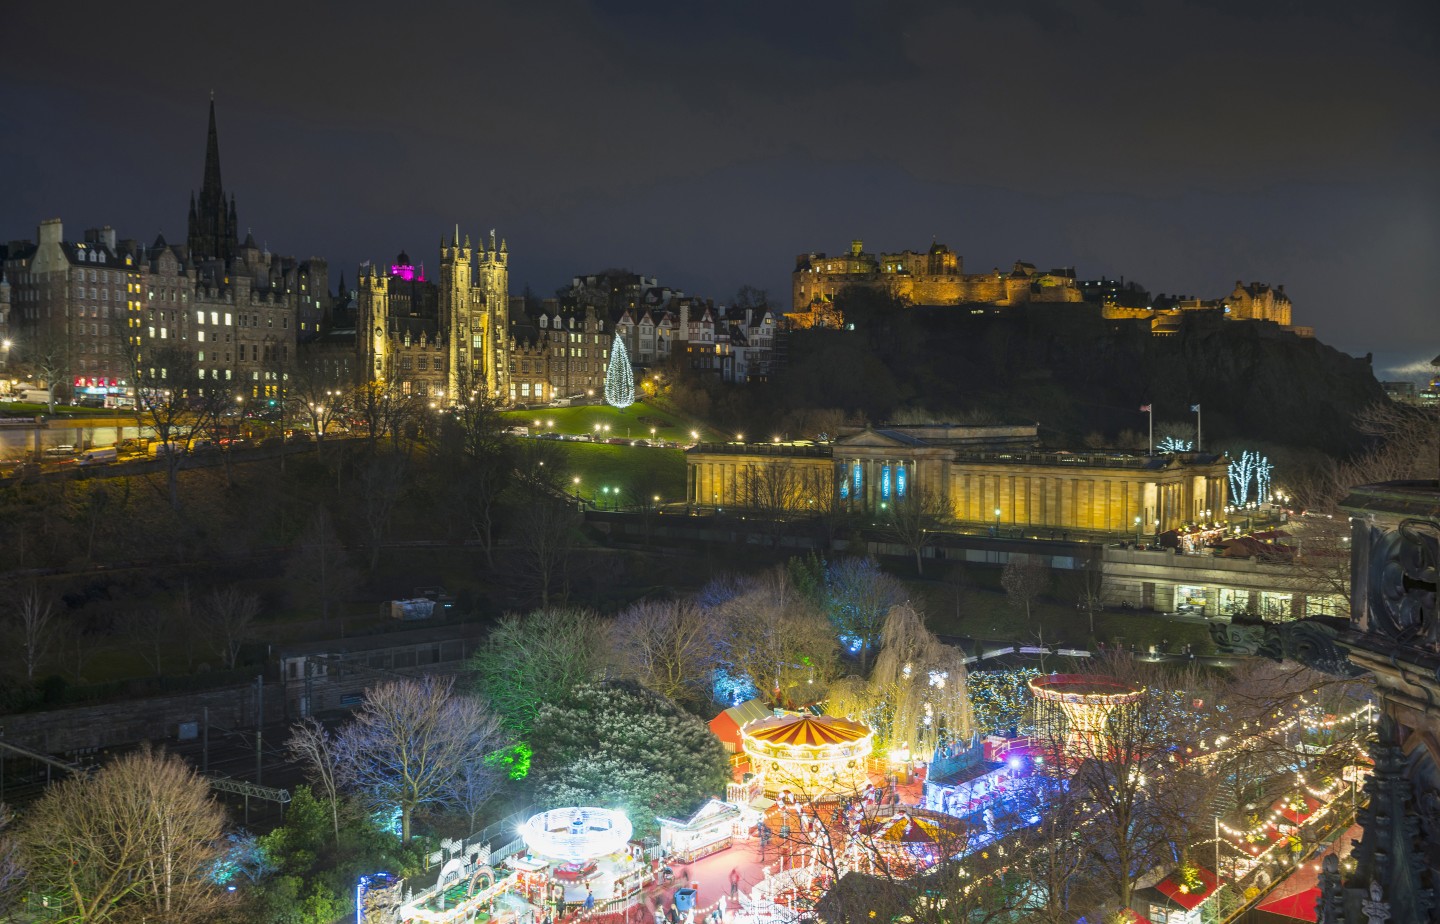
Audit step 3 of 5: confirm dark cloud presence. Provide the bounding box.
[2,0,1435,352]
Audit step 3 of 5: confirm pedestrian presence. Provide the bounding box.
[729,868,740,899]
[584,889,595,918]
[719,894,729,920]
[654,905,665,924]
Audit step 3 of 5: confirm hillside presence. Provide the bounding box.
[780,303,1384,455]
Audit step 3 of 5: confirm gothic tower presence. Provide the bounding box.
[440,227,510,402]
[476,230,511,400]
[187,98,238,262]
[358,265,392,381]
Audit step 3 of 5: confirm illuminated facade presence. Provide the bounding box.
[357,230,511,402]
[685,425,1230,535]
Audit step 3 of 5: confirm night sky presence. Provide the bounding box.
[3,1,1436,374]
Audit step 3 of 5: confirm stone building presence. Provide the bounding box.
[790,240,1083,326]
[356,231,511,402]
[686,424,1229,536]
[1,222,140,399]
[2,100,329,402]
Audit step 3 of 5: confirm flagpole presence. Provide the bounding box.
[1149,406,1154,455]
[1196,405,1202,452]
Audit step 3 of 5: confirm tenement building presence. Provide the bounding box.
[789,240,1083,327]
[1,100,329,402]
[356,231,511,401]
[686,424,1229,535]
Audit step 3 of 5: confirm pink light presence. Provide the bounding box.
[390,263,416,282]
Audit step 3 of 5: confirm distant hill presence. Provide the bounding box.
[779,303,1384,456]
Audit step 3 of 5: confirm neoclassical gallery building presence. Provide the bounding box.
[684,424,1230,536]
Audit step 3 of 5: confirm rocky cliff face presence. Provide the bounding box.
[783,303,1384,455]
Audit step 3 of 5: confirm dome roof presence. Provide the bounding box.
[395,250,412,266]
[741,713,869,747]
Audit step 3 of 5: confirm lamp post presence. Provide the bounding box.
[573,476,581,506]
[1134,515,1142,546]
[994,507,1001,536]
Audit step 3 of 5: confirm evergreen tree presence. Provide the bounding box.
[530,680,729,834]
[604,333,635,409]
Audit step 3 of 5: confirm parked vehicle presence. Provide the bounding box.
[43,445,76,458]
[148,440,186,458]
[77,447,118,466]
[21,389,52,404]
[187,438,216,453]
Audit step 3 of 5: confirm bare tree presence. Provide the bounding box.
[287,717,344,849]
[738,457,809,546]
[1065,552,1107,638]
[883,486,947,576]
[1001,554,1050,631]
[705,567,840,707]
[18,328,68,414]
[335,675,506,842]
[286,506,357,621]
[287,354,348,451]
[513,496,578,606]
[123,607,172,676]
[20,747,225,924]
[824,556,906,673]
[434,384,512,567]
[55,615,108,684]
[359,452,409,568]
[7,584,57,683]
[203,586,259,670]
[608,599,714,706]
[130,345,227,510]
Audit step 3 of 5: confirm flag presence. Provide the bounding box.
[1139,404,1152,413]
[1191,404,1201,413]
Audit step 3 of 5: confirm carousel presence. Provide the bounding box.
[512,807,647,909]
[1028,673,1144,764]
[856,810,963,874]
[740,713,873,801]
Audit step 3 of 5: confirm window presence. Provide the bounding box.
[210,312,219,325]
[224,313,232,326]
[198,331,205,343]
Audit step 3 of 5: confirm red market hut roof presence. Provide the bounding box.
[708,698,772,751]
[742,713,870,747]
[1152,866,1220,911]
[1256,887,1321,922]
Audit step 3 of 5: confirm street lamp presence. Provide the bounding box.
[1134,515,1142,546]
[994,507,1001,535]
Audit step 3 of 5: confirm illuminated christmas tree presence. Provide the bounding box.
[604,333,635,409]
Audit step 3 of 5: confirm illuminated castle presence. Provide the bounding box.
[357,230,511,402]
[790,239,1083,326]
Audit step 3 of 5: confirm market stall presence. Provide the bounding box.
[658,798,746,863]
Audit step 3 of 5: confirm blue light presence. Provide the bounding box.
[839,468,850,499]
[852,462,862,493]
[881,465,891,500]
[896,465,906,498]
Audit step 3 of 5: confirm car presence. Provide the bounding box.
[43,445,76,458]
[218,437,249,449]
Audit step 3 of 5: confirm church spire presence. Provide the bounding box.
[204,98,223,200]
[188,97,237,262]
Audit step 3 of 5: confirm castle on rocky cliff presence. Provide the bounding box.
[789,238,1309,337]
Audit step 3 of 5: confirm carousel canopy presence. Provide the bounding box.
[742,713,870,747]
[862,812,954,845]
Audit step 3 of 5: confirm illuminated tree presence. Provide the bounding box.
[1157,436,1193,453]
[335,675,506,842]
[469,608,610,736]
[703,567,839,707]
[827,602,974,760]
[604,333,634,408]
[529,680,729,835]
[824,556,906,672]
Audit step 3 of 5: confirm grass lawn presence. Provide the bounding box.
[550,441,687,506]
[0,401,131,416]
[501,401,725,443]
